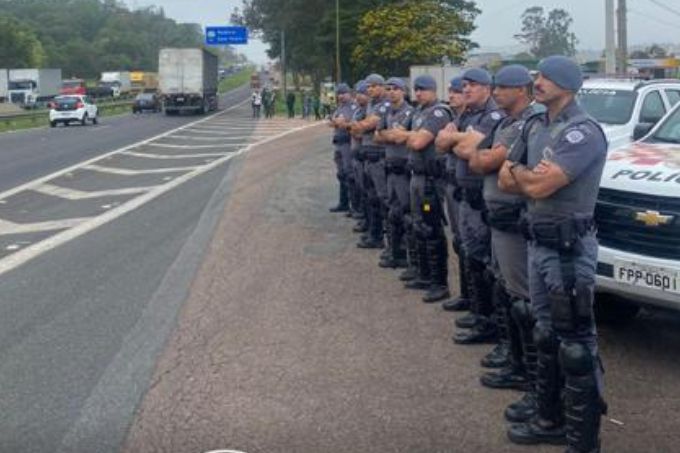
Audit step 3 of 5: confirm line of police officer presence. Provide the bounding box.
[328,56,608,453]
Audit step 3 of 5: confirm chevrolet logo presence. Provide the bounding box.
[634,210,674,227]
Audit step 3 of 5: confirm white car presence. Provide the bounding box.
[595,101,680,313]
[577,78,680,151]
[49,95,98,127]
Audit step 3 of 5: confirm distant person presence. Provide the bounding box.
[286,91,296,118]
[303,92,312,119]
[251,90,262,119]
[313,94,321,120]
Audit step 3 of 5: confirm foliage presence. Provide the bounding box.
[0,0,228,78]
[0,14,46,68]
[351,1,478,77]
[514,6,577,58]
[218,65,255,93]
[630,44,669,59]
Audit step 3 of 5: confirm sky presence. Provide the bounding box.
[126,0,680,63]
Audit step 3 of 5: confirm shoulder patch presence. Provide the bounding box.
[490,111,502,121]
[379,106,387,113]
[434,109,444,118]
[565,129,585,144]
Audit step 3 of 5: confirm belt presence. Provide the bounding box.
[521,217,596,251]
[485,204,524,233]
[386,159,408,175]
[462,188,484,210]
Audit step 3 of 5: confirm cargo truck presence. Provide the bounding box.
[0,69,8,102]
[158,48,218,115]
[99,71,132,97]
[7,68,62,108]
[130,71,159,93]
[409,65,463,102]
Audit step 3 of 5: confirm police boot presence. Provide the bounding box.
[357,200,383,249]
[380,220,407,269]
[481,285,529,389]
[399,232,418,281]
[481,282,512,369]
[422,236,450,303]
[347,178,362,218]
[560,343,606,453]
[452,259,497,344]
[505,299,539,423]
[329,178,350,212]
[507,326,566,446]
[404,237,430,290]
[443,243,472,311]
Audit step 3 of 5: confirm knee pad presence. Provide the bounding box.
[534,325,559,354]
[511,299,535,329]
[559,342,595,377]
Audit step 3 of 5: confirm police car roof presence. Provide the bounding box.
[582,78,680,92]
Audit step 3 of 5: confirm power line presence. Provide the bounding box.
[629,8,678,30]
[647,0,680,18]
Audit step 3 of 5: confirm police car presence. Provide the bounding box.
[595,101,680,313]
[578,78,680,150]
[49,95,99,127]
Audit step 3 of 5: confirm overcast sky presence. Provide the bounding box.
[127,0,680,63]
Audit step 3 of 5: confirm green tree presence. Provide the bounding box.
[351,1,478,77]
[514,6,577,58]
[0,15,46,68]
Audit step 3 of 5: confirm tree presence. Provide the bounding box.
[0,15,46,68]
[351,1,478,77]
[514,6,577,58]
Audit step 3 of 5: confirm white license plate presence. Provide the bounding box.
[614,260,680,294]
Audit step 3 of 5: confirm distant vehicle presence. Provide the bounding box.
[0,69,8,102]
[99,71,132,97]
[86,85,114,98]
[132,92,161,113]
[60,79,87,96]
[49,94,98,127]
[130,71,158,93]
[158,48,218,115]
[8,68,62,108]
[409,65,463,101]
[577,78,680,151]
[595,101,680,315]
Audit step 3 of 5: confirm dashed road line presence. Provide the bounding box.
[33,184,156,200]
[83,164,199,175]
[0,217,90,235]
[121,151,227,159]
[147,142,248,149]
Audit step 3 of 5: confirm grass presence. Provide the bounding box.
[218,66,255,93]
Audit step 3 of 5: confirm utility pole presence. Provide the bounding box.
[281,29,287,99]
[605,0,616,74]
[616,0,628,74]
[335,0,341,83]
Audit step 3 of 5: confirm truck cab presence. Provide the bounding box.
[8,79,38,107]
[60,79,87,96]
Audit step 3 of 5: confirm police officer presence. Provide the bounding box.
[453,65,538,410]
[437,77,472,311]
[351,74,390,249]
[387,75,452,302]
[443,68,506,344]
[329,83,355,213]
[499,56,608,453]
[349,81,369,230]
[375,77,414,268]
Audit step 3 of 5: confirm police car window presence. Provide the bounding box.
[639,91,666,123]
[576,89,636,125]
[651,105,680,143]
[666,89,680,107]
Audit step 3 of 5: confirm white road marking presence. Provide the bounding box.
[83,164,198,175]
[165,134,270,141]
[0,217,89,235]
[121,150,227,159]
[147,142,247,149]
[0,121,321,275]
[33,183,156,200]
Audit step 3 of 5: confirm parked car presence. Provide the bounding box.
[577,78,680,151]
[132,92,160,113]
[49,95,98,127]
[595,101,680,315]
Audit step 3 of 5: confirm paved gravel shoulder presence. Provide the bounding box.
[123,123,680,453]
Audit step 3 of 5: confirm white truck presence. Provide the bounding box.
[158,48,218,115]
[409,65,464,102]
[7,68,62,108]
[0,69,8,102]
[99,71,132,97]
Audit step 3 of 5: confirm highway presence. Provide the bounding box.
[0,84,312,452]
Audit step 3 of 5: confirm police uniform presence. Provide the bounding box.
[358,74,390,249]
[350,81,369,231]
[507,56,608,453]
[406,75,452,302]
[452,68,507,345]
[379,78,414,268]
[330,83,355,212]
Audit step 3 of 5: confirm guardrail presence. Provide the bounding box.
[0,100,134,131]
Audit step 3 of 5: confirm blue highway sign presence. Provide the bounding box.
[205,26,248,45]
